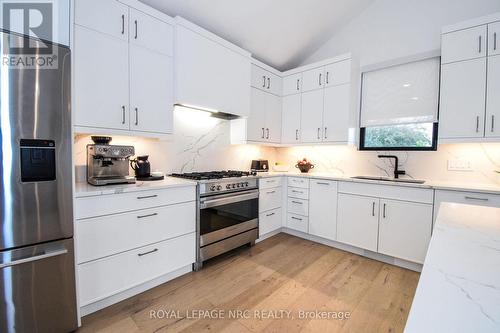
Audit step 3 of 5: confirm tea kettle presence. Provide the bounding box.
[130,155,151,178]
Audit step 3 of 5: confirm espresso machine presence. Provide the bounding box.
[87,136,136,186]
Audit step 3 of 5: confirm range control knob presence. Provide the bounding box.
[245,182,249,187]
[210,185,216,191]
[226,184,231,189]
[216,185,222,190]
[236,183,241,188]
[232,184,236,188]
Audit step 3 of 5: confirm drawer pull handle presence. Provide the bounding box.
[137,195,158,200]
[291,200,302,205]
[464,196,489,202]
[138,248,158,257]
[291,216,302,221]
[292,190,302,193]
[316,182,329,185]
[266,180,276,183]
[266,212,275,217]
[266,190,276,194]
[137,213,158,219]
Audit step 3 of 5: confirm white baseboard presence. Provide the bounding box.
[80,264,192,317]
[281,228,422,272]
[256,229,282,243]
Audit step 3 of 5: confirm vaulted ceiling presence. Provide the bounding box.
[140,0,375,71]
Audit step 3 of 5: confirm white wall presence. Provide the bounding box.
[303,0,500,67]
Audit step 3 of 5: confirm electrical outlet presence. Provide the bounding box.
[447,159,473,171]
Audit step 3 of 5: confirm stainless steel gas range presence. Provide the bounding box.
[171,171,259,270]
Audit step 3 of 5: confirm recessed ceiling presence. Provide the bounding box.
[139,0,375,71]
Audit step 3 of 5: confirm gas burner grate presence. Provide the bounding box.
[170,170,256,181]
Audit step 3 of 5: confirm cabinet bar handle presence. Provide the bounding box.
[138,248,158,257]
[266,128,270,139]
[296,79,300,91]
[267,77,270,89]
[319,73,322,86]
[266,190,276,194]
[135,107,139,126]
[324,127,328,139]
[478,35,482,53]
[261,128,265,139]
[494,32,497,51]
[492,115,495,132]
[121,15,125,34]
[372,202,375,217]
[291,190,302,193]
[295,129,299,140]
[265,179,276,183]
[262,76,266,88]
[465,196,489,201]
[316,182,329,185]
[266,212,275,217]
[137,213,158,219]
[291,200,302,205]
[317,128,321,140]
[476,116,480,133]
[137,194,158,200]
[383,203,386,218]
[326,72,329,85]
[291,216,302,221]
[121,105,126,124]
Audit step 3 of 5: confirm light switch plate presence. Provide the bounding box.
[447,159,473,171]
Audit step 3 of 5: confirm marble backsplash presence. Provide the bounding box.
[75,108,500,186]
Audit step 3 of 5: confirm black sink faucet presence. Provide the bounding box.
[378,155,406,179]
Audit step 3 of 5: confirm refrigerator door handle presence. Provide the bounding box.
[0,249,68,269]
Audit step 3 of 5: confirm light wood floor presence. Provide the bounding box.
[78,233,420,333]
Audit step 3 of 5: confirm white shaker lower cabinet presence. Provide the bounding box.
[337,194,379,252]
[378,199,432,263]
[258,177,283,237]
[433,189,500,223]
[75,185,196,313]
[308,180,338,240]
[286,178,310,233]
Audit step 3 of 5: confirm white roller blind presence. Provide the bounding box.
[360,57,440,127]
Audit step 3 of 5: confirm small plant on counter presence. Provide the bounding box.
[295,158,314,173]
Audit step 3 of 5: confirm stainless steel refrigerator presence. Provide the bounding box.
[0,31,77,332]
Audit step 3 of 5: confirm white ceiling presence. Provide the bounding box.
[140,0,375,71]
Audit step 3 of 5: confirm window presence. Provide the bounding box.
[360,122,438,151]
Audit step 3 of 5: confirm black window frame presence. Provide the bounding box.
[359,122,439,151]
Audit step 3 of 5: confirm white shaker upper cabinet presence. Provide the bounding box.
[301,67,325,92]
[441,25,487,64]
[324,60,351,87]
[281,94,302,143]
[323,84,350,143]
[308,180,338,241]
[129,45,173,134]
[175,19,251,117]
[129,9,173,56]
[283,73,303,95]
[489,22,500,56]
[486,55,500,137]
[74,0,129,40]
[300,89,324,142]
[439,58,487,139]
[74,26,129,130]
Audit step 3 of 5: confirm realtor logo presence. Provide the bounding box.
[1,1,57,68]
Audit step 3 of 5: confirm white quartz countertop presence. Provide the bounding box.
[75,177,197,198]
[257,172,500,194]
[404,203,500,333]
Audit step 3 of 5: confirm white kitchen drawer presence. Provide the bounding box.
[287,197,309,216]
[75,186,196,219]
[259,187,282,212]
[287,177,309,189]
[286,213,309,233]
[259,177,282,189]
[78,232,195,306]
[338,181,433,204]
[433,189,500,222]
[76,201,196,263]
[259,208,282,236]
[288,187,309,200]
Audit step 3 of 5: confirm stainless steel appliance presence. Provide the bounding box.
[251,159,269,172]
[0,32,77,332]
[87,136,135,186]
[170,171,259,270]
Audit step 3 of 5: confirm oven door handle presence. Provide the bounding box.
[200,190,259,209]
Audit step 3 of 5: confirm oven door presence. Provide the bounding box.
[199,189,259,246]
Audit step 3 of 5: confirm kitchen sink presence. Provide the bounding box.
[351,176,426,184]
